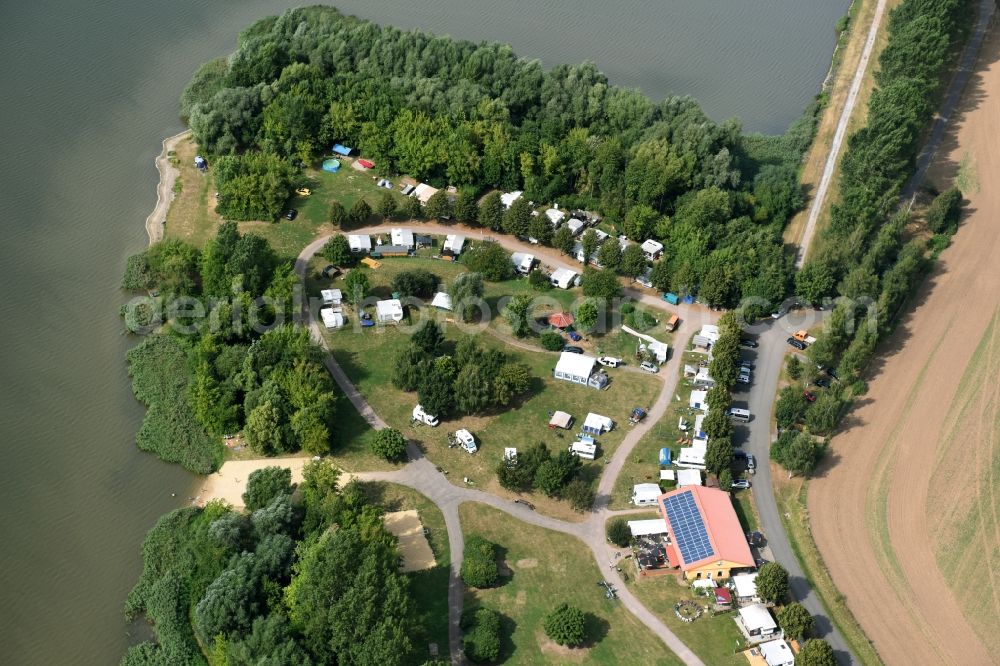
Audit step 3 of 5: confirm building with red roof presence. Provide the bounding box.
[657,485,754,580]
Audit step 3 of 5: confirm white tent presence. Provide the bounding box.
[431,292,452,311]
[627,518,669,537]
[676,469,703,487]
[320,308,344,329]
[641,239,664,260]
[413,183,439,204]
[550,268,577,290]
[553,352,596,386]
[348,234,372,253]
[500,190,523,209]
[391,228,415,248]
[689,390,708,410]
[376,299,404,323]
[582,412,613,435]
[321,288,342,306]
[443,234,465,255]
[733,573,759,601]
[758,639,796,666]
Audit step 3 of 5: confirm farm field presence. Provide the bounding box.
[459,503,680,665]
[808,28,1000,665]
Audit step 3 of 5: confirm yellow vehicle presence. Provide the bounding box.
[295,187,311,196]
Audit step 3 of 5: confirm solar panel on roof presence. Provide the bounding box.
[662,490,715,563]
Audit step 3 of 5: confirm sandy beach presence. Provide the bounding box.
[195,456,320,508]
[144,130,189,246]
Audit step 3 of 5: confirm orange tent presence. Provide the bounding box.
[548,312,574,328]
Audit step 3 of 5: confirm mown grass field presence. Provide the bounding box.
[460,503,681,665]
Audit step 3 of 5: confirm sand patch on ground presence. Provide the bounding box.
[515,558,538,569]
[382,510,436,572]
[807,25,1000,665]
[536,632,590,662]
[196,457,312,508]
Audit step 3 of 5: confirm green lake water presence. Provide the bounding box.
[0,0,844,661]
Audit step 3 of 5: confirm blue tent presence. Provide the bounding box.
[658,448,671,465]
[332,143,352,156]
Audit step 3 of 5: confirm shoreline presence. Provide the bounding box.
[144,129,190,246]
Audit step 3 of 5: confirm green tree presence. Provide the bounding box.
[705,436,734,475]
[349,198,372,226]
[453,191,479,223]
[377,191,397,220]
[321,235,353,267]
[540,330,566,351]
[775,386,808,429]
[454,364,493,414]
[370,428,407,462]
[719,468,734,491]
[417,358,457,417]
[245,402,287,455]
[448,272,486,322]
[755,561,789,604]
[552,226,575,255]
[344,270,370,307]
[242,466,293,511]
[620,243,647,279]
[796,639,835,666]
[463,608,501,663]
[563,478,595,512]
[581,229,599,265]
[778,602,814,640]
[925,187,962,233]
[502,294,533,337]
[329,201,348,227]
[493,363,531,406]
[607,517,631,547]
[392,343,428,392]
[411,320,445,354]
[795,259,836,304]
[461,535,499,588]
[214,151,295,221]
[772,431,826,477]
[805,391,844,435]
[597,238,622,271]
[478,191,504,230]
[425,190,452,220]
[534,450,580,497]
[462,243,512,281]
[529,269,551,290]
[392,269,439,298]
[528,213,554,245]
[581,268,622,303]
[543,603,587,646]
[787,355,803,380]
[574,299,600,332]
[623,204,659,240]
[503,196,532,237]
[402,195,423,220]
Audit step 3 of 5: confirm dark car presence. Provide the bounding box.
[567,331,582,341]
[284,209,298,220]
[824,366,839,380]
[562,346,584,354]
[740,338,759,349]
[804,390,817,403]
[812,377,831,389]
[786,337,806,350]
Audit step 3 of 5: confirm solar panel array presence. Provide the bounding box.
[662,490,715,563]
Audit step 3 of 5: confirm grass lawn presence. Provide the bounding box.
[459,503,682,665]
[358,482,451,662]
[164,135,224,249]
[731,489,759,533]
[773,474,882,666]
[307,255,661,519]
[625,573,746,666]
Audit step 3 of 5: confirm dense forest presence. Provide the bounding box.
[181,5,822,309]
[122,462,431,666]
[122,221,338,472]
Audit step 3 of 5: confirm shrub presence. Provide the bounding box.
[925,187,962,233]
[242,466,293,511]
[321,235,354,267]
[786,355,802,380]
[563,478,595,512]
[796,638,835,666]
[463,242,512,281]
[607,517,631,547]
[540,330,565,351]
[370,428,408,462]
[544,603,587,646]
[460,535,499,588]
[463,608,501,662]
[392,269,439,298]
[778,602,814,640]
[756,562,789,604]
[528,269,551,290]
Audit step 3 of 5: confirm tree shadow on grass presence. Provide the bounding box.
[583,612,611,647]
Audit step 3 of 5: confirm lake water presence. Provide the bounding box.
[0,0,844,662]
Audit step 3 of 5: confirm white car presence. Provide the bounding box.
[455,429,477,454]
[598,356,622,368]
[731,479,751,489]
[639,361,659,373]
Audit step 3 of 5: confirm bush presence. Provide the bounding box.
[462,242,512,281]
[463,608,501,662]
[461,534,500,588]
[528,269,551,290]
[122,253,153,291]
[370,428,407,462]
[607,517,631,547]
[321,235,354,267]
[786,355,802,380]
[563,478,595,512]
[242,466,293,511]
[925,187,963,233]
[756,562,789,604]
[392,269,439,298]
[796,638,835,666]
[543,603,587,646]
[540,330,565,351]
[777,602,814,640]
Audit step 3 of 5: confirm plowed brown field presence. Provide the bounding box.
[808,27,1000,666]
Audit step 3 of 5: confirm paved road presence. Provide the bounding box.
[296,229,708,665]
[732,310,858,664]
[795,0,889,268]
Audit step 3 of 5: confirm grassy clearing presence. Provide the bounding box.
[308,255,661,519]
[164,135,223,249]
[459,503,681,665]
[731,489,760,533]
[773,474,883,665]
[359,482,451,660]
[625,572,746,666]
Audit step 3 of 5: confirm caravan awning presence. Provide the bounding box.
[627,519,668,537]
[548,411,573,429]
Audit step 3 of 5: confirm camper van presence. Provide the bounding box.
[412,405,439,427]
[569,438,597,460]
[728,408,751,423]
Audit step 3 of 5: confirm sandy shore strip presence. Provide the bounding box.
[194,456,358,508]
[144,130,190,246]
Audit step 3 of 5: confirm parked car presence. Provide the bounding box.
[804,390,817,403]
[746,531,765,547]
[562,345,584,354]
[824,366,839,380]
[598,356,623,368]
[639,361,659,373]
[740,338,759,349]
[321,264,341,279]
[786,337,806,350]
[812,377,831,388]
[737,372,751,385]
[770,307,787,319]
[284,209,298,220]
[739,360,755,371]
[747,453,756,471]
[567,330,582,341]
[731,479,751,489]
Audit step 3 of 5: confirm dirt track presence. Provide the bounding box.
[808,25,1000,666]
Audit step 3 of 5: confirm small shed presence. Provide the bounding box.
[550,268,577,290]
[566,218,585,235]
[321,289,343,306]
[641,239,664,260]
[582,412,613,435]
[332,144,352,156]
[348,234,372,253]
[632,483,662,506]
[376,299,404,324]
[676,469,703,487]
[548,312,574,329]
[714,588,733,607]
[320,308,344,329]
[627,518,669,537]
[431,292,452,311]
[548,411,574,429]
